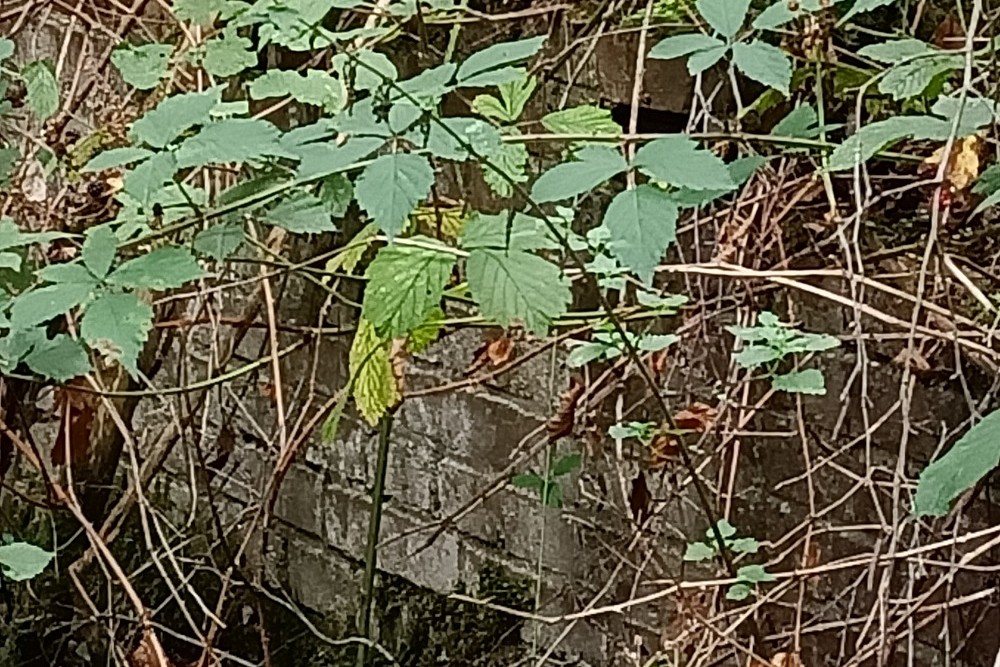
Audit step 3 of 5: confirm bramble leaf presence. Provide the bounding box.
[602,185,679,283]
[355,153,434,237]
[25,335,90,382]
[107,246,203,290]
[111,43,173,90]
[349,317,400,426]
[362,242,455,337]
[81,292,153,376]
[194,224,244,260]
[531,146,627,202]
[22,60,59,121]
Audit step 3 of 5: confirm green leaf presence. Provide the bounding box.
[194,224,244,261]
[773,105,818,138]
[249,69,346,112]
[295,136,384,179]
[633,136,735,190]
[83,147,153,172]
[879,55,963,100]
[736,564,776,583]
[512,472,545,491]
[174,0,234,23]
[531,146,627,202]
[349,317,400,426]
[265,192,336,234]
[771,369,826,395]
[22,60,59,121]
[567,342,609,368]
[840,0,895,25]
[914,409,1000,517]
[543,481,563,507]
[202,29,256,77]
[730,537,760,554]
[733,345,782,367]
[715,519,738,538]
[457,37,546,87]
[111,43,173,90]
[472,74,536,123]
[481,138,528,197]
[696,0,750,37]
[603,185,679,283]
[732,41,791,95]
[407,306,445,353]
[540,105,621,137]
[649,33,727,61]
[132,88,221,148]
[683,542,716,562]
[123,151,177,208]
[0,253,21,271]
[320,173,354,218]
[82,226,118,279]
[107,246,203,289]
[726,583,752,601]
[0,146,19,185]
[37,263,97,285]
[415,117,502,162]
[355,153,434,237]
[392,63,457,106]
[858,39,934,63]
[362,242,455,337]
[687,45,729,75]
[461,212,556,252]
[176,119,285,168]
[826,116,951,171]
[333,49,398,93]
[466,248,571,336]
[10,283,92,328]
[81,292,153,376]
[0,39,14,62]
[552,453,581,476]
[25,335,90,382]
[0,542,54,582]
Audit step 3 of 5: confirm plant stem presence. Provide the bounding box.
[356,413,394,667]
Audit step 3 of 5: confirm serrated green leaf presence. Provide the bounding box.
[37,263,96,285]
[732,41,791,95]
[541,105,621,137]
[123,151,177,208]
[249,69,346,112]
[107,246,203,289]
[771,368,826,395]
[687,45,729,75]
[83,226,118,279]
[737,564,775,583]
[295,136,384,179]
[472,75,536,123]
[552,453,581,476]
[914,409,1000,517]
[355,153,434,237]
[858,39,934,63]
[603,185,679,283]
[202,28,256,77]
[457,37,546,86]
[111,43,173,90]
[10,283,92,328]
[840,0,895,24]
[132,88,221,148]
[0,542,54,582]
[408,306,445,353]
[83,147,153,172]
[633,136,735,190]
[684,542,716,561]
[194,224,244,261]
[482,137,528,197]
[25,335,90,382]
[648,33,726,61]
[531,146,627,202]
[176,119,285,168]
[327,224,377,274]
[415,117,502,162]
[696,0,750,37]
[81,292,152,376]
[319,173,354,218]
[22,60,59,121]
[173,0,233,23]
[461,212,556,252]
[349,317,400,426]
[265,192,336,234]
[467,248,570,336]
[362,242,455,337]
[879,54,962,100]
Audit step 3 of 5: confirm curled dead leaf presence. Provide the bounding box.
[771,651,804,667]
[673,402,718,432]
[547,378,584,442]
[649,433,680,470]
[892,347,931,373]
[932,12,964,50]
[920,135,981,193]
[466,333,515,374]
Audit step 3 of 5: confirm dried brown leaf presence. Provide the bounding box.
[51,379,96,467]
[920,135,981,193]
[649,434,680,470]
[547,378,584,442]
[673,402,718,432]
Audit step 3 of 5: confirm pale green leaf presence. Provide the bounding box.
[107,246,203,289]
[392,63,457,106]
[176,119,285,168]
[771,368,826,395]
[83,147,153,172]
[648,33,726,61]
[531,146,627,202]
[362,242,455,337]
[0,39,13,62]
[10,283,92,328]
[726,583,752,600]
[349,317,399,426]
[696,0,750,37]
[732,41,791,94]
[634,136,735,190]
[202,29,256,77]
[295,136,383,179]
[123,151,177,208]
[111,43,173,90]
[541,105,621,137]
[461,212,556,252]
[193,224,244,260]
[457,37,546,86]
[0,253,20,270]
[249,69,346,111]
[355,153,434,237]
[173,0,233,23]
[826,116,953,170]
[0,542,54,582]
[415,117,502,162]
[715,518,738,538]
[879,55,963,100]
[81,292,153,376]
[858,38,934,63]
[472,74,536,123]
[914,409,1000,517]
[737,564,776,583]
[22,60,59,121]
[131,87,221,148]
[683,542,716,561]
[37,263,97,285]
[466,248,570,336]
[603,185,679,283]
[687,45,729,75]
[265,192,336,234]
[25,335,90,382]
[730,537,760,554]
[773,105,818,138]
[733,345,782,367]
[481,137,528,197]
[407,307,445,353]
[840,0,895,25]
[83,226,118,278]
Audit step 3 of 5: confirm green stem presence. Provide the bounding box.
[356,414,394,667]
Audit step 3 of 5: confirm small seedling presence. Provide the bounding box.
[684,521,773,600]
[512,450,581,508]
